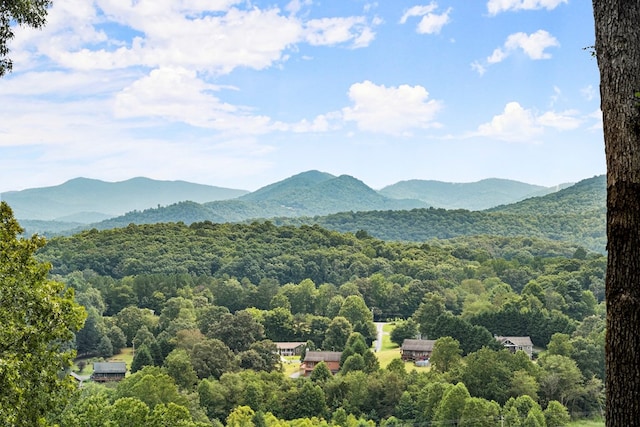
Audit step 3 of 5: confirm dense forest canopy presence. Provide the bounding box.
[29,217,606,425]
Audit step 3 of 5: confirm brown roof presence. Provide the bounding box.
[496,336,533,347]
[303,351,342,362]
[401,339,436,351]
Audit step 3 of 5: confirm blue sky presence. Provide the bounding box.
[0,0,603,193]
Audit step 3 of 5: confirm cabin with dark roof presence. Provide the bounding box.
[401,339,436,361]
[90,362,127,382]
[301,351,342,376]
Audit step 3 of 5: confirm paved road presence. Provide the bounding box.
[374,322,386,352]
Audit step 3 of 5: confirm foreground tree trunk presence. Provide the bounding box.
[593,1,640,425]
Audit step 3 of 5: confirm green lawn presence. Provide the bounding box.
[72,347,134,378]
[566,420,604,427]
[375,322,430,373]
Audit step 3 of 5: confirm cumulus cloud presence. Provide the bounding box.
[400,3,452,35]
[342,80,442,135]
[114,67,278,134]
[487,0,568,15]
[474,102,582,142]
[12,1,377,75]
[305,16,377,48]
[472,30,559,74]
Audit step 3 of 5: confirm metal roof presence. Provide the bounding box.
[401,339,436,351]
[303,351,342,362]
[93,362,127,374]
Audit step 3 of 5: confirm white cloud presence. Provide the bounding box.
[581,84,596,101]
[487,48,507,64]
[400,3,452,35]
[504,30,559,59]
[473,30,559,74]
[305,16,377,48]
[11,1,377,75]
[537,110,582,130]
[342,80,442,135]
[476,102,543,142]
[487,0,568,15]
[470,61,486,76]
[475,102,584,142]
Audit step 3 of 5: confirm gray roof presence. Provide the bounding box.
[496,336,533,347]
[93,362,127,374]
[275,342,306,350]
[304,351,342,362]
[401,339,436,352]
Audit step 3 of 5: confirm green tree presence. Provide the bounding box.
[0,0,52,76]
[338,295,376,344]
[389,318,418,347]
[191,338,235,379]
[459,397,500,427]
[544,400,570,427]
[115,366,187,410]
[323,316,353,351]
[131,344,154,373]
[226,405,256,427]
[109,397,150,427]
[433,382,470,426]
[546,333,573,357]
[147,402,194,427]
[0,202,86,426]
[310,361,332,383]
[593,1,640,424]
[164,348,198,389]
[208,310,264,353]
[284,381,328,420]
[412,292,446,339]
[107,325,127,354]
[115,306,156,345]
[537,354,584,407]
[430,336,462,373]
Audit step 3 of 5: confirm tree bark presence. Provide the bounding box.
[593,1,640,425]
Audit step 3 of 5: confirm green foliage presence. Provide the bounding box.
[430,336,462,373]
[389,319,418,347]
[0,0,52,76]
[131,345,154,373]
[0,202,86,426]
[544,400,571,427]
[433,382,470,426]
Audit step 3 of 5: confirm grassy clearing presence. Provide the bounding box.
[282,355,302,377]
[72,347,135,378]
[375,322,430,373]
[566,419,604,427]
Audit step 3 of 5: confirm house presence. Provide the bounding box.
[401,339,436,361]
[69,371,90,387]
[301,351,342,376]
[90,362,127,382]
[275,342,306,357]
[496,336,534,359]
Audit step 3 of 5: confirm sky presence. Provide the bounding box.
[0,0,604,193]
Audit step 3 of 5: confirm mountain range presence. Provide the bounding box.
[3,171,564,224]
[2,171,606,252]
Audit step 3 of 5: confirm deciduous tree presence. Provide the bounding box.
[0,202,86,426]
[0,0,52,76]
[593,1,640,424]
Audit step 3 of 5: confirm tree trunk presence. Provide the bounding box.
[593,1,640,425]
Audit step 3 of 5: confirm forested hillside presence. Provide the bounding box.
[38,219,605,426]
[2,177,248,222]
[379,178,563,210]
